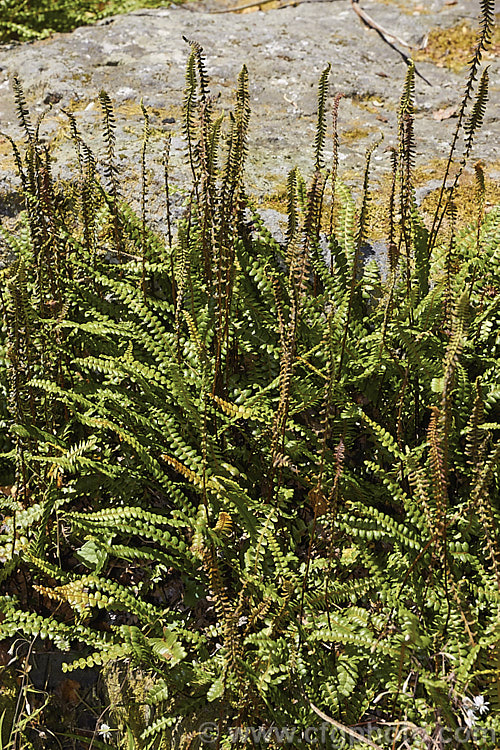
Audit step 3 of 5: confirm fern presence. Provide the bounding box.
[0,33,499,750]
[314,63,331,172]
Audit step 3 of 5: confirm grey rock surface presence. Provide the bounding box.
[0,0,497,227]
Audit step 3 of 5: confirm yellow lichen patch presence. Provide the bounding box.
[238,0,281,11]
[366,195,390,241]
[351,94,393,115]
[339,168,364,182]
[375,0,432,13]
[415,18,500,72]
[0,137,16,171]
[360,159,500,243]
[412,158,458,185]
[341,126,374,144]
[419,164,500,229]
[64,98,182,135]
[47,116,80,155]
[261,185,288,213]
[412,158,500,204]
[114,100,143,119]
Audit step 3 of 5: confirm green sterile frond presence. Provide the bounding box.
[68,508,189,559]
[353,410,405,461]
[335,180,356,264]
[338,501,422,551]
[0,594,106,646]
[23,551,71,583]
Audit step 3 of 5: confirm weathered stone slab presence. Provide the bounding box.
[0,0,497,225]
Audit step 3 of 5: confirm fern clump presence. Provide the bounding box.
[0,12,499,750]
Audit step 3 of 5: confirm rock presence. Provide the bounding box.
[0,0,497,236]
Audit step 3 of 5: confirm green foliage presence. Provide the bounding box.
[0,13,499,750]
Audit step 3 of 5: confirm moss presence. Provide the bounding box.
[415,17,500,72]
[0,0,184,44]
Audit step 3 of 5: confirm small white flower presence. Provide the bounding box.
[464,709,477,729]
[472,695,489,715]
[98,723,113,741]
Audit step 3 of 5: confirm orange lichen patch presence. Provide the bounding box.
[415,18,500,72]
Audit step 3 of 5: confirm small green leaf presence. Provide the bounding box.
[207,675,225,702]
[150,632,186,667]
[431,377,444,393]
[75,540,107,573]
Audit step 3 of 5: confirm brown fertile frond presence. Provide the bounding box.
[286,167,299,248]
[442,291,468,413]
[161,452,203,488]
[329,92,343,239]
[427,0,494,254]
[471,444,500,590]
[465,379,485,467]
[12,77,34,143]
[202,548,243,675]
[406,457,433,540]
[214,511,232,536]
[427,406,447,552]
